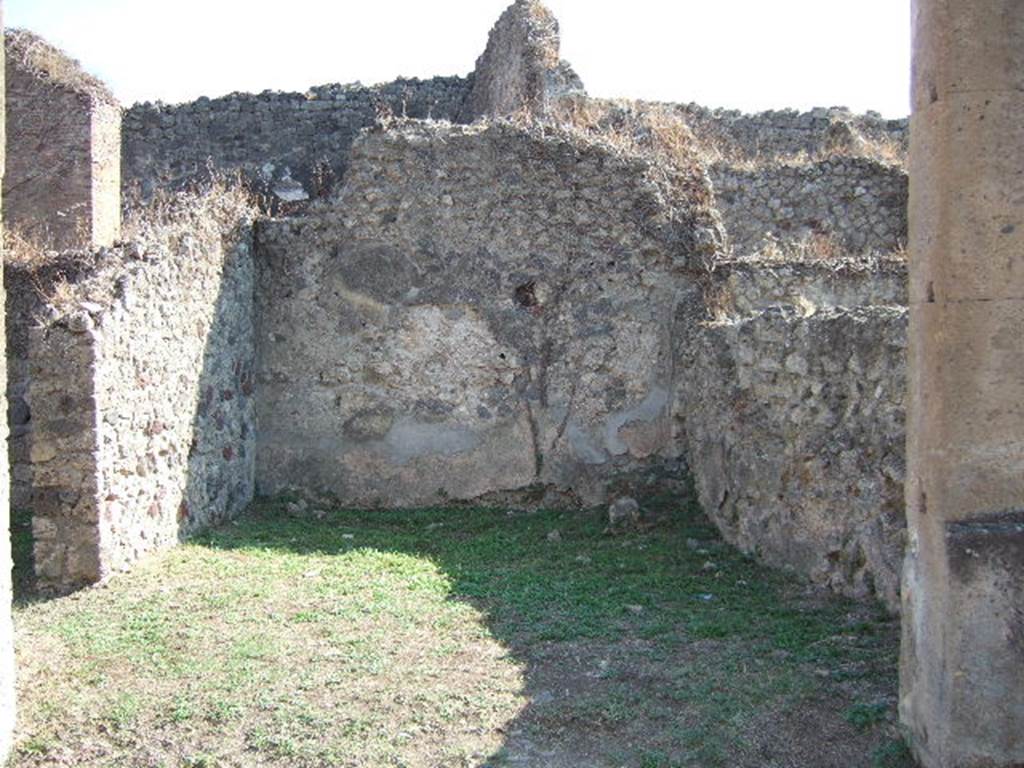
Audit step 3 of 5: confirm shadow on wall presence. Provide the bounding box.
[4,188,257,596]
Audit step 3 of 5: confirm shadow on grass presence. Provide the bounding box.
[189,492,911,768]
[11,506,40,606]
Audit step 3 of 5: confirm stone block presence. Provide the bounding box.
[909,93,1024,304]
[912,0,1024,111]
[907,299,1024,519]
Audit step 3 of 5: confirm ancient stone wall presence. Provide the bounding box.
[12,189,256,591]
[460,0,583,121]
[121,0,588,205]
[254,120,719,507]
[3,30,120,250]
[710,158,908,256]
[5,254,94,511]
[707,257,907,317]
[3,2,918,612]
[122,78,471,208]
[678,259,908,610]
[91,201,256,576]
[677,104,907,163]
[0,3,15,759]
[23,319,100,587]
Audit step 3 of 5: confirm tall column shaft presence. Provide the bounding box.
[901,1,1024,766]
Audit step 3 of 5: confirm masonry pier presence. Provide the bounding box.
[900,1,1024,765]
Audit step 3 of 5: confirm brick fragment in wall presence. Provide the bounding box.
[4,29,121,249]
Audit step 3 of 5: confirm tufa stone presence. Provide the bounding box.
[607,497,640,532]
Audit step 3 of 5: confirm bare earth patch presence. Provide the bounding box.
[10,497,912,767]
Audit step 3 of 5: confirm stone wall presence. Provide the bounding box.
[460,0,584,121]
[254,120,719,507]
[5,254,94,511]
[3,2,918,611]
[707,257,908,317]
[243,106,913,611]
[678,259,908,610]
[122,77,471,208]
[120,0,589,206]
[4,29,120,249]
[0,3,15,760]
[710,158,908,256]
[11,189,256,591]
[677,104,907,163]
[23,319,100,587]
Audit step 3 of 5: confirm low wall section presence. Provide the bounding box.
[677,104,907,162]
[710,158,908,256]
[10,191,256,590]
[679,260,908,610]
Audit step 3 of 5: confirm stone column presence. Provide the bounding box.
[901,1,1024,766]
[0,0,16,761]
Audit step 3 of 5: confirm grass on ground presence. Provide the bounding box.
[10,495,912,767]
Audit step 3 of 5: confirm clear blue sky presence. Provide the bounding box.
[5,0,911,117]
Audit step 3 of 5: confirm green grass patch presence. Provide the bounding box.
[11,495,903,767]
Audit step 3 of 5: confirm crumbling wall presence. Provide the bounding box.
[543,97,908,258]
[120,0,590,207]
[122,78,470,207]
[677,104,907,163]
[14,189,256,591]
[678,260,908,610]
[708,258,908,317]
[460,0,583,121]
[538,101,908,603]
[4,29,120,250]
[5,254,93,511]
[4,3,918,611]
[656,97,911,611]
[0,6,15,759]
[710,158,908,256]
[91,202,256,575]
[254,120,719,507]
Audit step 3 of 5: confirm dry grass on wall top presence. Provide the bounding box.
[546,98,713,202]
[737,233,908,266]
[7,176,257,321]
[122,175,257,251]
[5,28,117,105]
[4,227,77,269]
[700,130,907,172]
[548,97,907,173]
